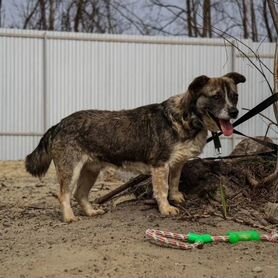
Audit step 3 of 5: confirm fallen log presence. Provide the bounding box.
[94,174,149,204]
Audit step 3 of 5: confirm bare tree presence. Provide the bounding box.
[191,0,200,36]
[241,0,250,39]
[17,0,58,30]
[250,0,258,41]
[202,0,211,37]
[48,0,56,30]
[22,1,40,29]
[73,0,84,32]
[267,0,278,34]
[263,0,273,42]
[186,0,192,36]
[16,0,134,34]
[39,0,47,30]
[6,0,277,41]
[185,0,200,37]
[130,0,275,41]
[140,0,210,37]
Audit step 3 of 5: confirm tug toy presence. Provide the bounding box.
[145,229,278,250]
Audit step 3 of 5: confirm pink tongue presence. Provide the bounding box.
[219,119,233,136]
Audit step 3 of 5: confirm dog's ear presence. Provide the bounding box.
[224,72,246,84]
[188,75,210,93]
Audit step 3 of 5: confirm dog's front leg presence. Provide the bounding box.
[169,164,186,205]
[151,165,179,216]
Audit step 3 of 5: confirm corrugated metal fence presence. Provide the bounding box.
[0,28,276,160]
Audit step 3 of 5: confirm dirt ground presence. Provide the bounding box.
[0,161,277,278]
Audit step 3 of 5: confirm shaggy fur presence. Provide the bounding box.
[26,72,246,222]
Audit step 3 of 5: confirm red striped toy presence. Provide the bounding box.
[145,229,278,250]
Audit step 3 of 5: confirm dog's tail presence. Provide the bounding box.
[25,124,58,177]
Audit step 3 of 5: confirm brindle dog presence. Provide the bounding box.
[26,72,246,222]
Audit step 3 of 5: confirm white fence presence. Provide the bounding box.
[0,28,276,160]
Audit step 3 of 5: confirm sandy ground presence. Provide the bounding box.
[0,161,277,278]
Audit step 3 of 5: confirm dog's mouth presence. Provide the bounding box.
[208,113,234,136]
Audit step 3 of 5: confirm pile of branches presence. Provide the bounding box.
[131,153,276,226]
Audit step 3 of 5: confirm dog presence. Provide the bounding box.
[25,72,245,222]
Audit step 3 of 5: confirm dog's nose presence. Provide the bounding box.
[228,107,239,118]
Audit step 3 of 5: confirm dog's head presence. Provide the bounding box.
[188,72,246,136]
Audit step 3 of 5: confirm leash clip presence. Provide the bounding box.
[212,132,222,155]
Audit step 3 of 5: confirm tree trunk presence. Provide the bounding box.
[250,0,258,42]
[105,0,113,33]
[267,0,278,34]
[74,0,84,32]
[23,1,40,29]
[186,0,192,37]
[242,0,250,39]
[202,0,211,37]
[61,1,75,31]
[49,0,56,31]
[39,0,47,30]
[191,0,199,37]
[263,0,273,42]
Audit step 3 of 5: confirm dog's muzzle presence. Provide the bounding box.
[228,107,239,119]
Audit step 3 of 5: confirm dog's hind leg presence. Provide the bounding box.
[55,155,87,223]
[169,165,186,205]
[151,165,179,216]
[74,163,105,217]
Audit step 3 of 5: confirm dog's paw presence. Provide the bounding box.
[63,215,78,223]
[86,208,106,217]
[62,208,79,223]
[160,205,180,216]
[169,192,186,205]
